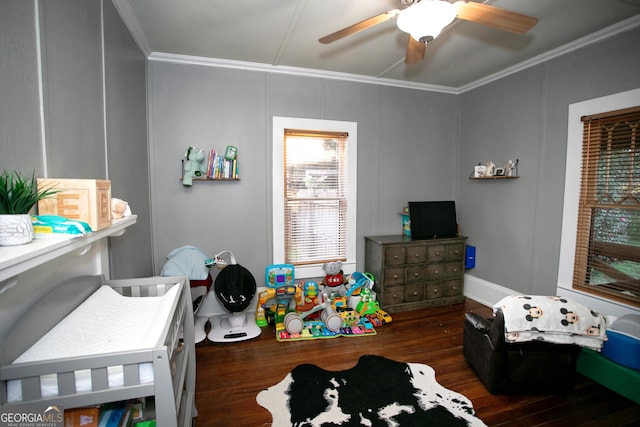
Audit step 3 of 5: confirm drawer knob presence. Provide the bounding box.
[393,274,398,279]
[413,272,419,277]
[452,268,457,273]
[415,253,420,258]
[413,291,418,296]
[394,255,399,260]
[433,270,439,275]
[451,286,457,291]
[393,294,398,299]
[454,250,460,255]
[435,251,440,256]
[433,288,439,293]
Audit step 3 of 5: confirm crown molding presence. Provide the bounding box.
[110,0,152,57]
[147,52,459,94]
[458,14,640,93]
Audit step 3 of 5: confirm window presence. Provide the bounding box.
[572,106,640,306]
[273,117,357,279]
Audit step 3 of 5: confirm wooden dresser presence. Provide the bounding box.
[364,235,467,313]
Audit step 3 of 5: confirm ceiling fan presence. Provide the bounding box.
[318,0,538,64]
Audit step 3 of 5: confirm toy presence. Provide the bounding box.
[374,309,393,324]
[346,271,374,308]
[182,146,207,187]
[337,306,360,327]
[320,261,348,296]
[294,280,320,313]
[265,264,295,288]
[111,197,131,219]
[256,264,297,327]
[283,293,343,335]
[256,285,297,326]
[355,287,379,315]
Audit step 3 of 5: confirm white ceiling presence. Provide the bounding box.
[113,0,640,91]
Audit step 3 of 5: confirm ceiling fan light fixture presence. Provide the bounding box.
[397,0,457,43]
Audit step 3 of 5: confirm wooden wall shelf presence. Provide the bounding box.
[470,176,519,180]
[179,178,240,182]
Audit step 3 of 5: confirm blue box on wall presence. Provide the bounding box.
[465,245,476,269]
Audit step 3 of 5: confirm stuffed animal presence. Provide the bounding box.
[320,261,348,296]
[111,197,131,219]
[183,146,207,187]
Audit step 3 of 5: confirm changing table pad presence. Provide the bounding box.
[8,283,181,401]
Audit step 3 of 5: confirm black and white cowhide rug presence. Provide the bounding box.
[257,354,487,427]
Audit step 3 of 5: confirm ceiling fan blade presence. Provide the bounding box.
[405,36,426,64]
[454,1,538,34]
[319,9,400,44]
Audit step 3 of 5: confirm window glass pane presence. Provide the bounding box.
[595,123,640,205]
[588,207,640,300]
[575,106,640,305]
[284,134,348,265]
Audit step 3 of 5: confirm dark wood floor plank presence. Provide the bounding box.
[193,298,640,426]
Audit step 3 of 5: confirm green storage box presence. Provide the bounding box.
[576,347,640,404]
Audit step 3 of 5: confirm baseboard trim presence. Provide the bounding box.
[463,274,522,308]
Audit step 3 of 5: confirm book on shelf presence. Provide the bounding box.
[64,406,100,427]
[206,148,238,179]
[98,401,132,427]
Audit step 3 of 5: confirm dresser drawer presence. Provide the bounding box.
[383,286,405,305]
[384,267,405,285]
[444,279,462,297]
[405,284,424,302]
[385,246,406,266]
[406,264,426,283]
[446,243,465,260]
[427,245,446,262]
[426,263,444,281]
[405,244,427,264]
[444,261,462,279]
[425,283,444,299]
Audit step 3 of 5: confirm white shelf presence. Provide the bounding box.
[0,215,137,283]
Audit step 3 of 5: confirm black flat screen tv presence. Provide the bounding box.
[408,201,458,240]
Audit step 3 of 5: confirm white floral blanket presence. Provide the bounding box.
[493,295,607,351]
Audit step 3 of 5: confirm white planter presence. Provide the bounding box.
[0,214,34,246]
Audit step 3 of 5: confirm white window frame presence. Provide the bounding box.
[558,88,640,312]
[272,117,357,279]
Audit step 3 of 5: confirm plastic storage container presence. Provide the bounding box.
[601,314,640,370]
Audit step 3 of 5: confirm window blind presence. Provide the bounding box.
[283,129,348,266]
[573,106,640,306]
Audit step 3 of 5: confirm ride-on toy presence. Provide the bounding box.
[283,293,343,334]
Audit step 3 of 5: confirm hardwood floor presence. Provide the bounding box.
[193,299,640,426]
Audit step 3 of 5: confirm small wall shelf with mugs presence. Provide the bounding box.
[470,159,519,180]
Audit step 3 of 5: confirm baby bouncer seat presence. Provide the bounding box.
[207,251,262,342]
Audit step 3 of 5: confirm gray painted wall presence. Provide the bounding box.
[103,0,153,278]
[39,0,105,178]
[148,26,639,294]
[3,0,638,305]
[0,1,43,174]
[0,0,151,278]
[458,25,640,297]
[148,64,458,282]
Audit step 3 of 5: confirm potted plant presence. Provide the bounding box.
[0,170,58,246]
